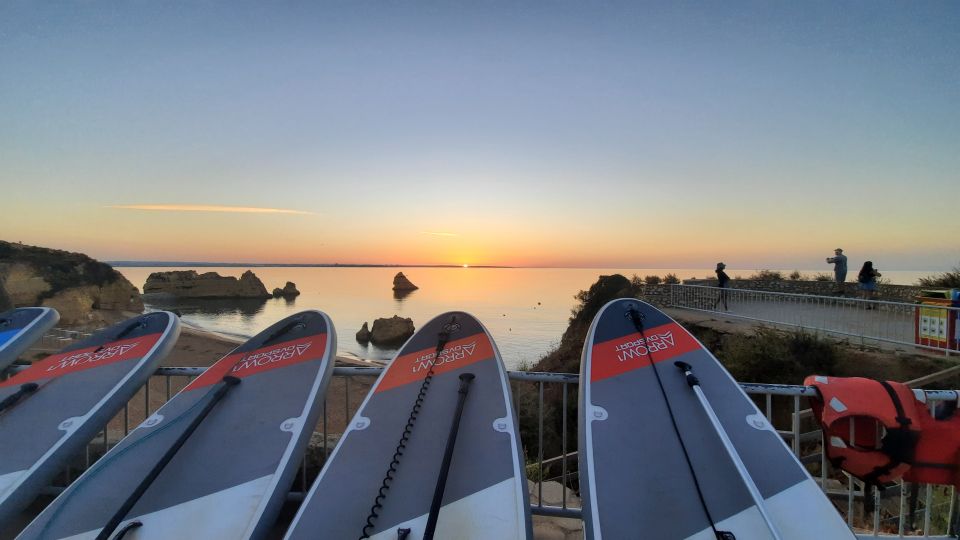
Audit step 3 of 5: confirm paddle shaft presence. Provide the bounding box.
[424,373,475,540]
[674,361,783,540]
[96,376,241,540]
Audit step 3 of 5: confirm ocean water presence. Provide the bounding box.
[117,267,933,369]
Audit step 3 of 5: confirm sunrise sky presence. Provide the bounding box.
[1,2,958,269]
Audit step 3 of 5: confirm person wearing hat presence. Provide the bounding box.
[826,248,848,296]
[713,262,731,311]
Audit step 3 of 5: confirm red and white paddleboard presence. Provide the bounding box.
[0,311,179,525]
[17,310,335,540]
[579,299,852,539]
[286,311,531,540]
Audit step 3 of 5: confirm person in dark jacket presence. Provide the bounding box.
[857,261,881,306]
[713,262,730,311]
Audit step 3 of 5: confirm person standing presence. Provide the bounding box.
[857,261,882,307]
[713,262,730,311]
[826,248,848,296]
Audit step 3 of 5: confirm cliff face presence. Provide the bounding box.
[0,240,144,325]
[143,270,271,299]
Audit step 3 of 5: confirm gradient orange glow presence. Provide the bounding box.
[107,204,315,215]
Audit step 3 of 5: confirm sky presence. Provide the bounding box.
[1,2,958,269]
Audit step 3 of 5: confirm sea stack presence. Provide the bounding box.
[143,270,271,299]
[355,322,371,344]
[272,281,301,298]
[369,316,415,347]
[392,272,418,291]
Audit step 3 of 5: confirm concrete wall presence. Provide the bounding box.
[678,278,925,303]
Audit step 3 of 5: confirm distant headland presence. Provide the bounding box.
[108,261,513,268]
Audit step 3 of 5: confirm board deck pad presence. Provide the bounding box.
[0,307,60,370]
[0,311,179,525]
[17,310,336,540]
[285,311,532,540]
[578,299,853,539]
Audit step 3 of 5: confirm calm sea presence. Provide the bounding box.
[117,267,933,369]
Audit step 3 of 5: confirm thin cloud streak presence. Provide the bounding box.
[421,231,458,237]
[107,204,315,215]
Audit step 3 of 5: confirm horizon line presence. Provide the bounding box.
[105,260,941,272]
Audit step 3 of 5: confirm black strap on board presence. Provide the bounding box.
[360,317,456,539]
[424,373,476,540]
[0,382,39,413]
[626,307,734,540]
[96,376,241,540]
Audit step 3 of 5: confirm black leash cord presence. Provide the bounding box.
[359,319,455,539]
[627,308,732,540]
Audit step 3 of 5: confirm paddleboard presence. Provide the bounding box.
[18,310,335,540]
[579,298,852,539]
[0,311,179,525]
[285,311,531,540]
[0,307,60,370]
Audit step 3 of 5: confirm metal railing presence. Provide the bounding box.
[10,363,958,537]
[668,284,960,356]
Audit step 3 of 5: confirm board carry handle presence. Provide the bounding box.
[424,373,476,540]
[0,382,39,413]
[674,361,784,540]
[96,376,242,540]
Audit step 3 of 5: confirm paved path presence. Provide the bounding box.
[666,287,952,354]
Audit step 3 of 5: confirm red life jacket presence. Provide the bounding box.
[805,375,960,487]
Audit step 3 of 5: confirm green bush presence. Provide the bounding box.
[719,328,840,385]
[663,273,680,284]
[749,269,784,281]
[789,270,802,281]
[918,264,960,288]
[813,273,833,282]
[644,275,662,285]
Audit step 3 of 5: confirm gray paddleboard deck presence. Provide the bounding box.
[0,311,179,525]
[0,308,60,370]
[18,310,335,540]
[579,299,852,539]
[285,311,531,540]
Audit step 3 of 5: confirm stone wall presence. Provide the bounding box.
[678,279,926,303]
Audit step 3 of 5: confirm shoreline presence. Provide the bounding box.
[174,324,386,368]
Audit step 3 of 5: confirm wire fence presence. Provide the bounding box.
[6,360,959,537]
[668,284,960,356]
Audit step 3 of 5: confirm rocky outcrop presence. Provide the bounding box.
[369,316,415,347]
[272,281,300,298]
[0,240,144,325]
[143,270,271,299]
[355,322,371,343]
[392,272,418,291]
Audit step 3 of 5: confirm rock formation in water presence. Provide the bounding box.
[0,240,144,325]
[272,281,301,298]
[355,322,371,344]
[143,270,271,299]
[369,316,415,347]
[392,272,418,291]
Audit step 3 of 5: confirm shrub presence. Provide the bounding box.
[918,265,960,288]
[749,269,784,281]
[663,273,680,284]
[644,275,662,285]
[788,270,802,281]
[719,328,840,385]
[813,273,833,282]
